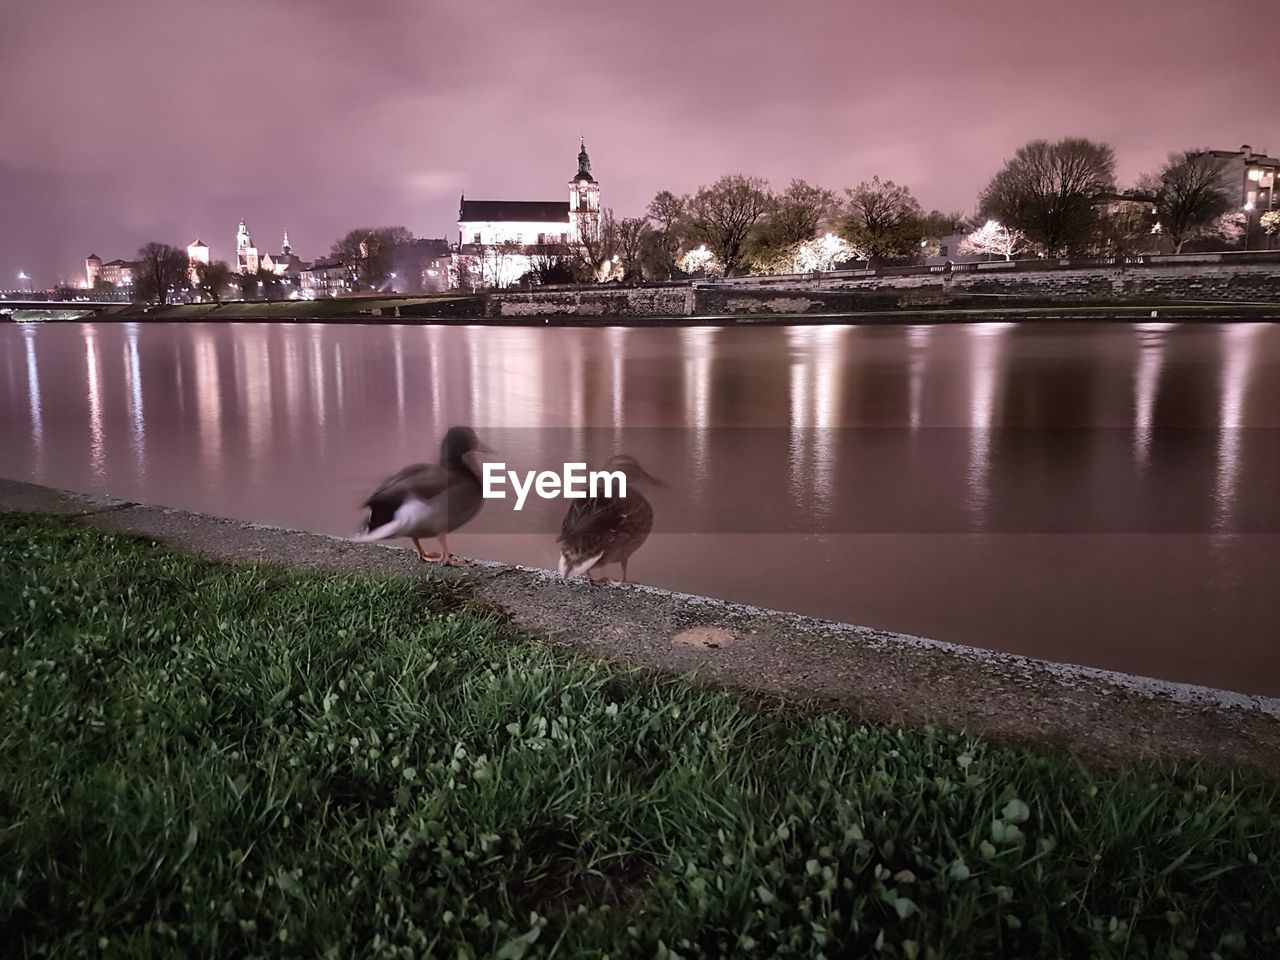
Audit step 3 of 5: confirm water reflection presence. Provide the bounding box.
[124,323,146,482]
[22,324,43,467]
[907,324,931,431]
[82,325,105,480]
[3,320,1279,696]
[1214,324,1260,532]
[965,322,1011,526]
[194,328,223,478]
[682,327,715,501]
[1132,323,1169,470]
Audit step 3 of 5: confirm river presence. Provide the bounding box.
[2,320,1277,695]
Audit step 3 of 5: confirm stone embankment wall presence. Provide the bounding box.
[490,287,694,318]
[485,262,1280,318]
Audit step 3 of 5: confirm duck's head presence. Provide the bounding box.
[440,426,489,474]
[603,454,663,487]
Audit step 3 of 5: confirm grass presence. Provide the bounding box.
[2,512,1278,959]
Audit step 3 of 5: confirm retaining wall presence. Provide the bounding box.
[487,262,1280,318]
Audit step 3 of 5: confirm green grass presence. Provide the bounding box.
[2,513,1277,959]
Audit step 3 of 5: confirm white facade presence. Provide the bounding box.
[236,219,259,274]
[454,140,601,287]
[461,220,572,246]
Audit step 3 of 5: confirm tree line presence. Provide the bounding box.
[121,137,1274,301]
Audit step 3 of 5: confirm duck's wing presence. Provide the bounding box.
[358,464,452,540]
[558,496,621,542]
[364,463,437,505]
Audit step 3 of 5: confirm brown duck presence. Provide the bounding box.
[355,426,488,565]
[557,454,662,583]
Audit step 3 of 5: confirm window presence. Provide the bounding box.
[472,232,481,244]
[516,233,523,243]
[537,233,546,244]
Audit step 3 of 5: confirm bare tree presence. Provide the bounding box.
[474,241,525,289]
[133,242,191,304]
[745,179,837,271]
[193,260,233,304]
[1144,151,1234,253]
[615,217,650,280]
[840,176,923,264]
[958,220,1026,260]
[573,208,623,282]
[979,138,1116,256]
[682,175,774,276]
[525,244,576,285]
[644,190,685,279]
[451,254,479,292]
[330,226,414,289]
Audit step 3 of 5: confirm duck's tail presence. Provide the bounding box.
[353,496,433,543]
[558,550,603,577]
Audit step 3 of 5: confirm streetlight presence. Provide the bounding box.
[1244,202,1255,251]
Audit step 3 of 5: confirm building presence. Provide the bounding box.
[389,238,453,293]
[235,219,260,273]
[1201,145,1279,247]
[96,258,138,288]
[265,230,307,279]
[300,259,348,298]
[85,254,101,288]
[1202,145,1279,211]
[187,239,209,285]
[455,140,602,287]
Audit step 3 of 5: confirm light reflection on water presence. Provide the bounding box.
[2,319,1279,696]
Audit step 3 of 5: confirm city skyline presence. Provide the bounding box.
[3,0,1276,284]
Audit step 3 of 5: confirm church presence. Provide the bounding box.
[455,140,601,286]
[236,220,305,277]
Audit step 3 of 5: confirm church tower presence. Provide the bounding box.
[281,229,291,256]
[235,218,259,274]
[568,138,601,242]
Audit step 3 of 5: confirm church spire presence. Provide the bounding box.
[576,138,593,181]
[281,229,291,255]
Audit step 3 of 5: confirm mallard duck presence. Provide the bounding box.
[558,454,662,584]
[355,426,488,565]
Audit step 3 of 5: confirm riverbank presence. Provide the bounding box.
[13,298,1280,326]
[4,505,1279,957]
[4,478,1278,771]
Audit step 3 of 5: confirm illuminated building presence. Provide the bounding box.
[267,230,306,279]
[300,259,348,297]
[187,238,209,285]
[235,219,260,274]
[1202,145,1279,212]
[454,140,602,287]
[85,253,101,288]
[96,258,137,288]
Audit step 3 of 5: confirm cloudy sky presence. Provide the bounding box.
[2,0,1274,286]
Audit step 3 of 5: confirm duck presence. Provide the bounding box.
[557,454,662,584]
[354,426,488,565]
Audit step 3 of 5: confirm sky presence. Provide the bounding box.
[1,0,1275,287]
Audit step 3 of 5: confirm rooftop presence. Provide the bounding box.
[459,199,570,224]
